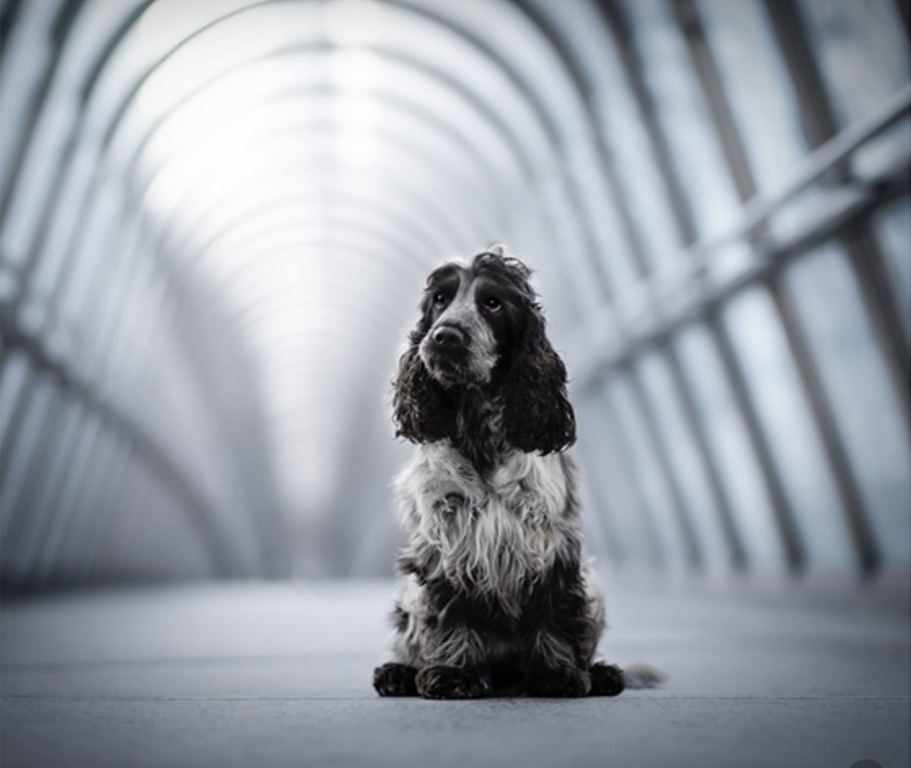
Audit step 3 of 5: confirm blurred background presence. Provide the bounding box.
[0,0,908,591]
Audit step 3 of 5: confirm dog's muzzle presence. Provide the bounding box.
[431,324,467,350]
[421,323,473,383]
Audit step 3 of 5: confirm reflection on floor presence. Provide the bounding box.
[1,574,908,768]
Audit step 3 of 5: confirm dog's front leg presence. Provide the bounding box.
[522,629,591,697]
[520,560,603,698]
[416,625,492,700]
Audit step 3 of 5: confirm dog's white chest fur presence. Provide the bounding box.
[396,442,577,602]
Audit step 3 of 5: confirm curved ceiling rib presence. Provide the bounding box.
[100,0,604,310]
[2,0,630,581]
[3,0,908,589]
[82,0,606,544]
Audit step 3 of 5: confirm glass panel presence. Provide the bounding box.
[53,421,109,572]
[638,350,730,573]
[581,4,682,274]
[38,413,103,577]
[870,195,911,341]
[786,241,911,565]
[0,352,31,447]
[584,387,663,569]
[695,0,808,194]
[57,184,119,326]
[574,407,624,566]
[798,0,911,176]
[674,323,784,570]
[18,400,86,570]
[0,1,63,197]
[616,0,743,243]
[0,376,59,538]
[799,0,910,126]
[79,437,132,579]
[722,286,853,568]
[605,374,689,573]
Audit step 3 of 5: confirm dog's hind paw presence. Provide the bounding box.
[415,665,492,699]
[374,663,418,696]
[589,662,625,697]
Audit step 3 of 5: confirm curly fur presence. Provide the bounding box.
[375,246,625,699]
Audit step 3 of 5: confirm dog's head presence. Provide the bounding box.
[393,245,575,454]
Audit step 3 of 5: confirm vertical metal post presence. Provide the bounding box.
[0,0,84,222]
[842,228,911,433]
[679,0,886,577]
[770,279,880,576]
[664,341,748,571]
[625,359,705,571]
[599,0,697,245]
[599,385,669,571]
[709,315,806,574]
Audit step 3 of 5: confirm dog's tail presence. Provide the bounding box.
[622,664,666,689]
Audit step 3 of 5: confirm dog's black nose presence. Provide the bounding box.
[432,325,465,347]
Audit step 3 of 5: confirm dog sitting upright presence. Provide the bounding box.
[373,246,625,699]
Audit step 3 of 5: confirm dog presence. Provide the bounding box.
[373,245,626,699]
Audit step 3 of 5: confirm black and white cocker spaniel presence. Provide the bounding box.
[373,245,625,699]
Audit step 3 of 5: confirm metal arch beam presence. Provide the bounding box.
[186,192,449,277]
[570,84,911,384]
[110,0,558,169]
[1,0,153,267]
[11,0,598,338]
[211,250,418,337]
[128,102,524,276]
[23,1,540,401]
[125,70,532,282]
[143,136,491,262]
[70,190,416,516]
[0,0,25,58]
[0,7,283,572]
[32,37,537,325]
[0,0,100,222]
[74,0,586,311]
[122,45,532,192]
[514,0,652,282]
[63,94,516,320]
[126,79,517,235]
[0,310,242,581]
[0,5,253,504]
[26,200,287,577]
[15,0,588,379]
[206,219,429,301]
[26,185,259,470]
[197,204,437,268]
[142,149,484,269]
[133,98,500,238]
[1,0,636,580]
[384,0,620,304]
[52,425,122,579]
[104,6,547,200]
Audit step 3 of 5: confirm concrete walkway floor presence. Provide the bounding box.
[1,575,908,768]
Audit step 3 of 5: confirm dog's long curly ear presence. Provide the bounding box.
[501,305,576,454]
[392,330,455,444]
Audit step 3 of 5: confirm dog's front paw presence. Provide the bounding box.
[524,666,590,698]
[589,662,624,697]
[415,665,491,699]
[374,663,418,696]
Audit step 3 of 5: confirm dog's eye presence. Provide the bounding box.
[432,291,448,307]
[484,296,502,312]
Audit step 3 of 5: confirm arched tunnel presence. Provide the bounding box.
[1,1,909,766]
